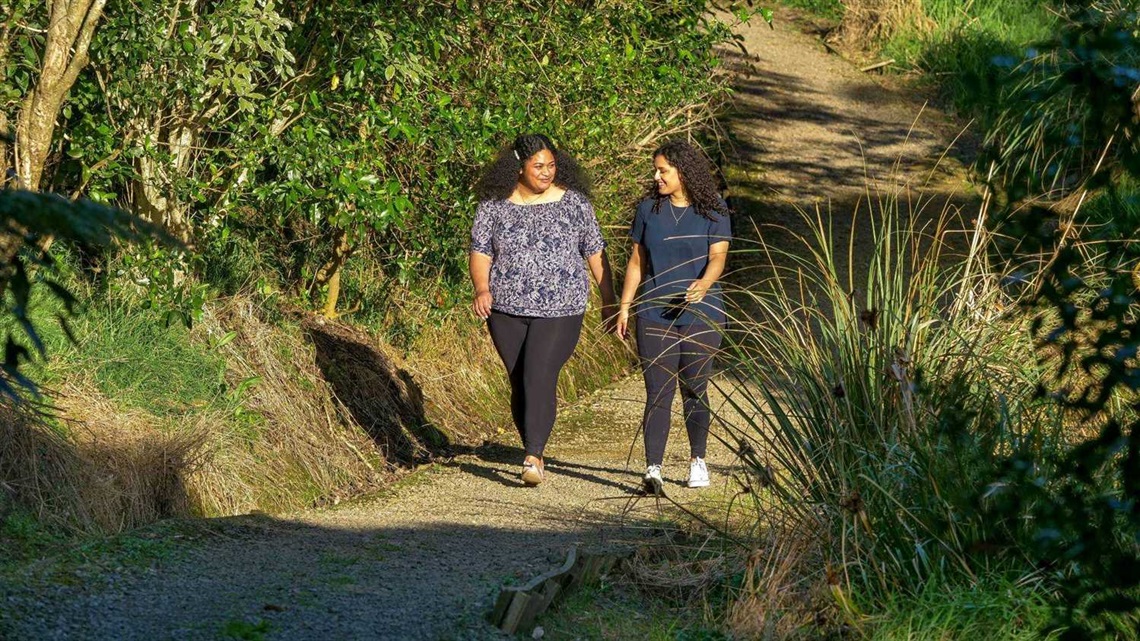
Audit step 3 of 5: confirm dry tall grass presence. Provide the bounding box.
[838,0,934,49]
[0,295,433,534]
[724,523,839,639]
[1,383,205,535]
[1,290,630,536]
[191,298,388,515]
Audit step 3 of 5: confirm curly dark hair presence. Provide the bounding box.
[475,133,592,202]
[643,139,730,221]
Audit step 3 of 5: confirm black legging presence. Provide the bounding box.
[637,320,722,466]
[487,311,584,458]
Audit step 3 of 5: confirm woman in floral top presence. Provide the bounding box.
[470,134,616,486]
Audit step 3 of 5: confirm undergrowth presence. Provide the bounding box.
[785,0,1056,124]
[775,0,845,22]
[859,0,1055,122]
[693,180,1102,637]
[864,575,1057,640]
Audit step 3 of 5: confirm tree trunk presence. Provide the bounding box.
[132,113,196,243]
[0,5,22,187]
[0,112,10,188]
[14,0,107,192]
[318,228,352,318]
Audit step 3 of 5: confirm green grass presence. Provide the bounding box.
[220,618,271,640]
[866,576,1057,640]
[534,581,728,641]
[1078,178,1140,243]
[774,0,1055,121]
[1,270,230,419]
[884,0,1056,119]
[0,510,195,583]
[774,0,845,22]
[45,300,228,416]
[0,507,68,568]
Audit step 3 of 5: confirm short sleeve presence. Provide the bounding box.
[709,208,731,246]
[577,194,606,257]
[630,201,648,244]
[470,201,494,256]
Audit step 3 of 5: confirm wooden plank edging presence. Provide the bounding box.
[487,545,631,634]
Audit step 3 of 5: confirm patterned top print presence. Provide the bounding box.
[471,190,606,317]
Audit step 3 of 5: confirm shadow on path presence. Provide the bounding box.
[0,512,642,641]
[448,441,640,494]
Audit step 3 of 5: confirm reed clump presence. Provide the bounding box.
[715,186,1072,635]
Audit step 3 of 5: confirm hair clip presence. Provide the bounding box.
[513,150,520,160]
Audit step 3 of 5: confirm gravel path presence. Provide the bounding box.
[1,378,742,641]
[1,13,968,641]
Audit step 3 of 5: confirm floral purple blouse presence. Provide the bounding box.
[471,189,606,318]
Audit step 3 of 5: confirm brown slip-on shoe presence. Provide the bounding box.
[521,461,543,486]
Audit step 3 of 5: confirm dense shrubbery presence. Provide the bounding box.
[21,0,742,338]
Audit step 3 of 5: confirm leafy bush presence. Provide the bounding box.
[983,3,1140,203]
[53,0,745,330]
[978,7,1140,637]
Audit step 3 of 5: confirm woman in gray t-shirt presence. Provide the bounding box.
[469,134,616,486]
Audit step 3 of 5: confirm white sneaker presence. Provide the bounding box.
[643,464,664,495]
[687,458,710,488]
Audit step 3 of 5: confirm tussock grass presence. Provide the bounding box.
[837,0,934,51]
[729,540,840,638]
[1,385,206,536]
[1,292,442,535]
[189,299,388,515]
[711,184,1069,632]
[866,574,1057,640]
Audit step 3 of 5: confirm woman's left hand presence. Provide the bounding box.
[685,279,710,304]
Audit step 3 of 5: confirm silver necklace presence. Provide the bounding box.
[667,199,687,223]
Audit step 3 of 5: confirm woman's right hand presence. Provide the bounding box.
[616,308,630,339]
[473,290,493,320]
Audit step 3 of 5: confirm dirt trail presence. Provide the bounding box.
[721,10,972,204]
[718,9,976,299]
[0,13,970,641]
[1,379,740,641]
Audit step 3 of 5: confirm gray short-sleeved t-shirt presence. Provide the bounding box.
[470,189,606,318]
[630,197,731,326]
